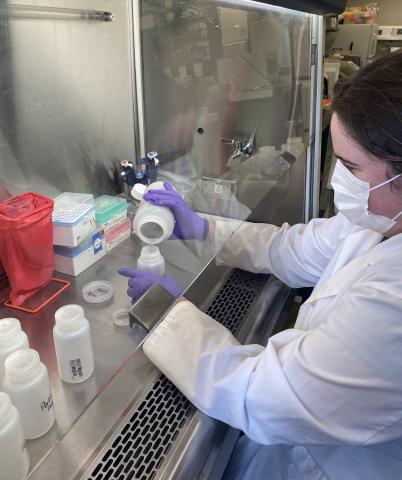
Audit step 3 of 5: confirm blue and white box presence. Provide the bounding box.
[54,230,106,276]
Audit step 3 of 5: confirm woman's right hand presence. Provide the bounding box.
[143,182,209,241]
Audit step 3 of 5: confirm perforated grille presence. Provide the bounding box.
[206,269,267,334]
[85,376,195,480]
[83,269,268,480]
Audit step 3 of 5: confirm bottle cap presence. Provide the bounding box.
[131,183,146,201]
[112,309,130,327]
[82,281,114,304]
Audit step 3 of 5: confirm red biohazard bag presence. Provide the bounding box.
[0,260,8,292]
[0,192,54,306]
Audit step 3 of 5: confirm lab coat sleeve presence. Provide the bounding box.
[143,288,402,446]
[214,214,344,288]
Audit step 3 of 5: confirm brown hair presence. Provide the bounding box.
[332,50,402,175]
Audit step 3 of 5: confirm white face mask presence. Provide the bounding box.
[331,160,402,234]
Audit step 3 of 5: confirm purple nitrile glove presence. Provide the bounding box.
[118,267,183,302]
[143,182,208,241]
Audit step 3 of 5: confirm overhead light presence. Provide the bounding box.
[0,4,114,22]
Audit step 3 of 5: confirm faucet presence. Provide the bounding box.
[220,131,255,167]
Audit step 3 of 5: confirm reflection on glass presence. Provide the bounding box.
[140,0,313,291]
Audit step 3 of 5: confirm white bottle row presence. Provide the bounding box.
[0,304,94,479]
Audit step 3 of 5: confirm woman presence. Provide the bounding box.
[119,51,402,479]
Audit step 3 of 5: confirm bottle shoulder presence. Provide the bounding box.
[0,333,29,357]
[0,406,20,435]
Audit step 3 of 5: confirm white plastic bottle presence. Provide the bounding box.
[53,304,94,384]
[0,391,30,480]
[258,146,280,174]
[3,349,55,439]
[0,318,29,386]
[281,137,305,159]
[133,182,175,244]
[137,245,166,275]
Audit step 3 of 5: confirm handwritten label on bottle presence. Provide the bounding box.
[40,393,53,412]
[70,358,83,379]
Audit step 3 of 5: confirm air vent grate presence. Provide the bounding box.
[82,269,268,480]
[85,375,195,480]
[206,269,267,334]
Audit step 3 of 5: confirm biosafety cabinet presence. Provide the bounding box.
[0,0,345,478]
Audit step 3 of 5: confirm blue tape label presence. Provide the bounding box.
[92,231,103,254]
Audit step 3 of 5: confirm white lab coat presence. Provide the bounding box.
[143,213,402,479]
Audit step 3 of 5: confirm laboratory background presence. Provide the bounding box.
[0,0,399,478]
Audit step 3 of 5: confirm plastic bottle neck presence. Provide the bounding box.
[141,216,165,243]
[55,304,86,333]
[139,245,162,263]
[0,392,13,430]
[5,349,42,384]
[0,318,23,348]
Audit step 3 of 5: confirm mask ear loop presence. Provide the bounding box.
[370,173,402,191]
[370,173,402,223]
[372,173,402,222]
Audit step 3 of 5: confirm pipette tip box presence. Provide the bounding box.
[95,196,128,232]
[52,193,96,247]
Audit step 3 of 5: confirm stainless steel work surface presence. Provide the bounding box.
[24,265,292,480]
[0,232,217,476]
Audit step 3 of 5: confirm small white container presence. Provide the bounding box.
[53,305,94,384]
[112,309,130,327]
[3,349,55,440]
[0,318,29,386]
[82,281,114,304]
[0,392,30,480]
[258,146,279,172]
[137,245,166,275]
[281,137,305,159]
[133,182,175,244]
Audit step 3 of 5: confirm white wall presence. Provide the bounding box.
[0,0,136,197]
